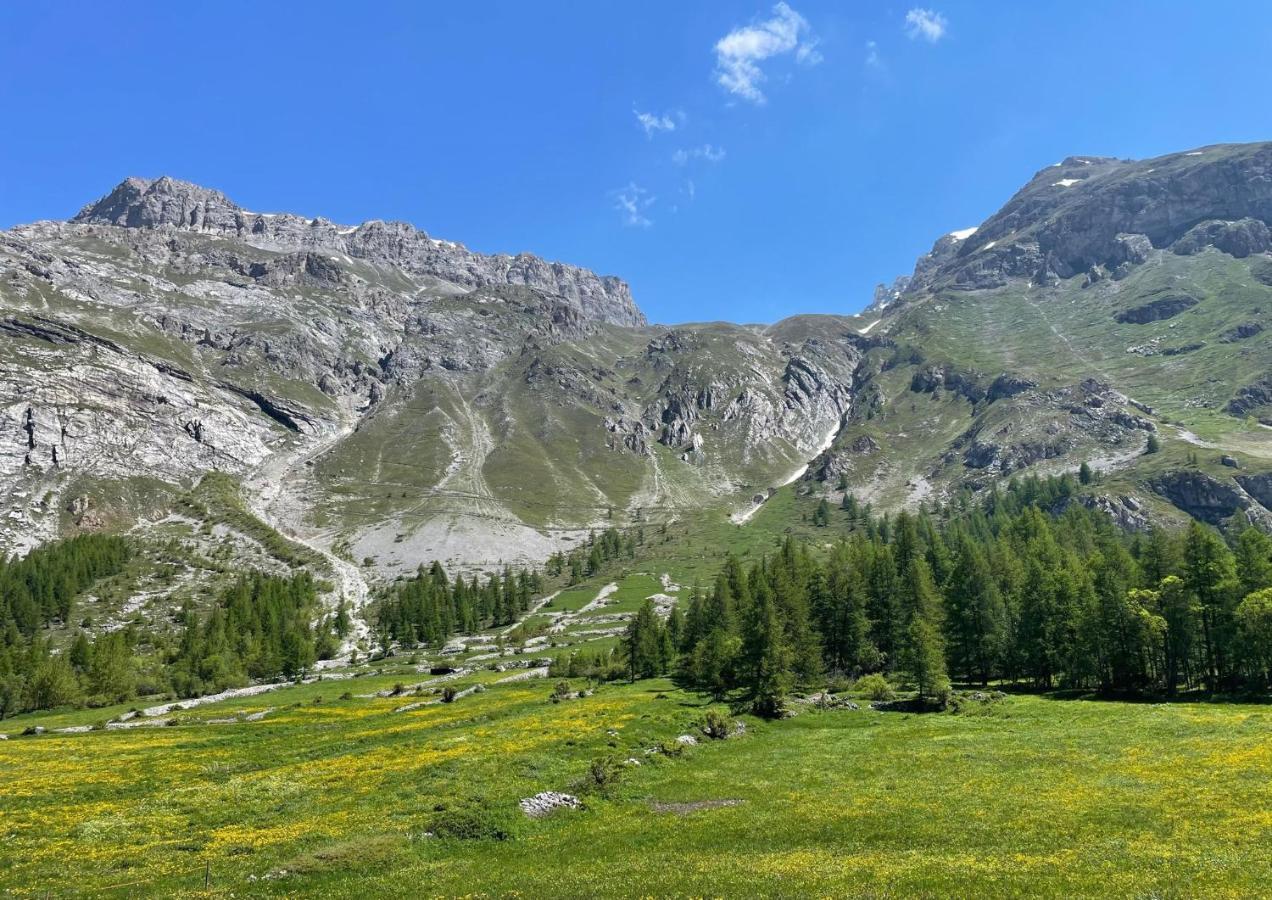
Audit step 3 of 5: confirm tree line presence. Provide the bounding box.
[616,475,1272,714]
[377,561,543,648]
[0,566,336,718]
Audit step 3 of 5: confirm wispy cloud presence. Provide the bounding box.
[612,182,655,227]
[714,2,820,104]
[634,108,678,137]
[904,8,948,43]
[672,144,727,165]
[864,40,882,70]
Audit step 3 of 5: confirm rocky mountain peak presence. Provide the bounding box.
[74,176,242,230]
[68,176,646,327]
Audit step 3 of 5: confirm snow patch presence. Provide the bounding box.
[948,227,977,241]
[857,318,881,335]
[1052,178,1081,188]
[731,418,841,524]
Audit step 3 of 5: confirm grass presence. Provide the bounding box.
[185,472,331,575]
[2,679,1269,897]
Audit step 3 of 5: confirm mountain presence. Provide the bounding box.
[3,145,1271,597]
[838,142,1272,528]
[0,177,867,581]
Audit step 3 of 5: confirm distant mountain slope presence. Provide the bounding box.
[840,143,1272,527]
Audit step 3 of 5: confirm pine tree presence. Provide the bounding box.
[748,586,793,717]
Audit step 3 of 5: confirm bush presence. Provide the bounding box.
[551,680,573,702]
[441,686,458,703]
[701,709,733,740]
[577,756,622,794]
[853,673,894,701]
[427,802,519,842]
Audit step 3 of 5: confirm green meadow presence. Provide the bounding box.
[2,673,1268,897]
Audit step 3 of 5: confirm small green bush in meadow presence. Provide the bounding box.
[427,802,520,842]
[854,673,894,701]
[701,709,733,740]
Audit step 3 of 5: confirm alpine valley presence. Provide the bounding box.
[5,141,1272,898]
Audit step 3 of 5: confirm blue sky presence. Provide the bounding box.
[2,2,1270,324]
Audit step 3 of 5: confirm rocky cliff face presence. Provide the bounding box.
[74,176,646,328]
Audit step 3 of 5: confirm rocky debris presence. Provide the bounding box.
[495,667,550,684]
[675,734,698,746]
[796,692,861,711]
[1073,493,1151,532]
[1114,294,1199,324]
[1149,470,1250,525]
[519,792,581,818]
[1221,455,1241,469]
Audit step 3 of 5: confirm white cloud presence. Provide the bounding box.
[612,183,655,227]
[713,2,820,104]
[634,108,677,137]
[864,40,882,69]
[905,8,947,43]
[672,144,727,165]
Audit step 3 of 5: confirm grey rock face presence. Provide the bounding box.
[1237,473,1272,511]
[1172,218,1272,258]
[1227,376,1272,422]
[1149,470,1249,525]
[1114,295,1199,324]
[75,177,645,328]
[880,142,1272,299]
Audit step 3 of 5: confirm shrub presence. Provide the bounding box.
[577,756,622,794]
[552,680,573,702]
[701,709,733,740]
[427,802,519,841]
[441,686,458,703]
[853,673,894,701]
